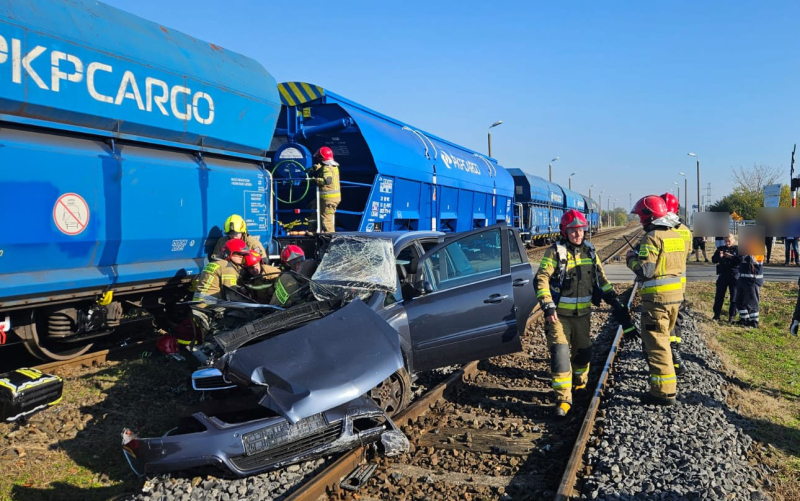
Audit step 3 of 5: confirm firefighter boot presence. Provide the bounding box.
[671,342,686,376]
[555,402,571,417]
[641,393,677,406]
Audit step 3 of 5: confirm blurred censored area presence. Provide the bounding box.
[737,226,766,256]
[692,212,731,238]
[756,208,800,238]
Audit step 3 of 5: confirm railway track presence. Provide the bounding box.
[290,232,642,500]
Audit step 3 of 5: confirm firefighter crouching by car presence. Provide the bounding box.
[270,245,319,308]
[661,192,693,375]
[627,195,687,406]
[191,238,250,336]
[242,250,282,303]
[535,210,638,418]
[211,214,266,261]
[309,147,341,233]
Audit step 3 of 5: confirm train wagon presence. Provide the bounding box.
[506,168,566,245]
[582,195,600,233]
[0,0,281,360]
[269,83,514,235]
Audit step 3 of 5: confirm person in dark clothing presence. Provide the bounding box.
[786,236,800,266]
[791,276,800,336]
[736,253,764,327]
[692,236,709,262]
[711,235,741,323]
[765,237,773,265]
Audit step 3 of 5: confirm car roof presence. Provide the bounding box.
[333,231,445,251]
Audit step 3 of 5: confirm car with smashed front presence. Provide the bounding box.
[123,224,536,477]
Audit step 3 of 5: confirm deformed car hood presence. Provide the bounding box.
[222,299,403,423]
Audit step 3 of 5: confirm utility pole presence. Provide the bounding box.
[688,153,701,212]
[792,144,796,208]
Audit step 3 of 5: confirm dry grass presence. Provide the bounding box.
[686,282,800,500]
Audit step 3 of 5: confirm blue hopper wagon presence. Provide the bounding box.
[0,0,281,360]
[582,195,600,233]
[507,169,567,245]
[269,83,514,235]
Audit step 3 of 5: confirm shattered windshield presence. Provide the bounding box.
[310,235,397,301]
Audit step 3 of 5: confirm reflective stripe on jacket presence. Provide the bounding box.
[192,261,242,305]
[313,162,341,202]
[535,240,612,316]
[627,227,687,303]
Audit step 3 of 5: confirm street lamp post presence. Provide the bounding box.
[598,190,604,229]
[569,172,577,190]
[688,153,701,212]
[673,182,680,214]
[588,183,596,240]
[549,157,559,183]
[679,171,688,222]
[487,121,502,158]
[607,195,612,228]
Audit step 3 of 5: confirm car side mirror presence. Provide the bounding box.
[414,280,433,297]
[409,257,419,275]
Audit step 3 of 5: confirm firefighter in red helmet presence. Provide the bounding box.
[241,250,282,304]
[188,238,250,338]
[309,146,341,233]
[660,192,693,376]
[627,195,687,405]
[535,209,637,417]
[270,245,319,308]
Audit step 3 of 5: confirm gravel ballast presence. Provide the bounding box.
[579,308,772,500]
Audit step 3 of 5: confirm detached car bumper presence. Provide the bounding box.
[123,396,397,477]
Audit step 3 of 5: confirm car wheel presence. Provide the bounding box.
[369,368,411,418]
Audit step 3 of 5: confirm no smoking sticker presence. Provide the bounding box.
[53,193,89,235]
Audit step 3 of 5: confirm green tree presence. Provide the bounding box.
[780,184,792,207]
[708,187,763,219]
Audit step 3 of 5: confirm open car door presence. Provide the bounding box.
[404,224,522,372]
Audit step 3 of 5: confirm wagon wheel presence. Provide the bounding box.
[16,310,93,361]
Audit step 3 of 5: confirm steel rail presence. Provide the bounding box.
[287,232,642,500]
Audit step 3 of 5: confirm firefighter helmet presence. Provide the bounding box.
[314,146,334,162]
[560,209,588,237]
[156,334,179,354]
[631,195,668,225]
[223,214,247,234]
[660,192,679,214]
[280,244,305,266]
[221,238,249,260]
[244,249,262,268]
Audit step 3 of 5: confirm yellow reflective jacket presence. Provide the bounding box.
[313,161,341,202]
[627,227,687,304]
[211,234,266,261]
[244,264,281,304]
[673,223,692,259]
[192,261,242,306]
[535,241,612,317]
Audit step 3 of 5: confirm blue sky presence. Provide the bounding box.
[104,0,800,211]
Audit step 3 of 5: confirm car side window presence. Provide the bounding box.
[386,245,418,305]
[508,231,523,265]
[422,229,502,291]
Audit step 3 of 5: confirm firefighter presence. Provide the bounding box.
[790,276,800,336]
[192,238,250,336]
[711,235,740,323]
[309,147,341,233]
[211,214,266,261]
[627,195,686,406]
[535,209,637,417]
[270,245,319,308]
[736,253,764,327]
[242,250,281,304]
[661,192,692,375]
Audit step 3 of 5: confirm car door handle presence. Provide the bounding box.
[513,279,530,287]
[484,294,509,304]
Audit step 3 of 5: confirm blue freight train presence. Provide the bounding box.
[270,82,514,235]
[507,169,599,245]
[0,0,280,360]
[1,1,603,361]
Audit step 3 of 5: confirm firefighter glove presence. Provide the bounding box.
[791,320,799,337]
[622,322,640,344]
[543,302,557,319]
